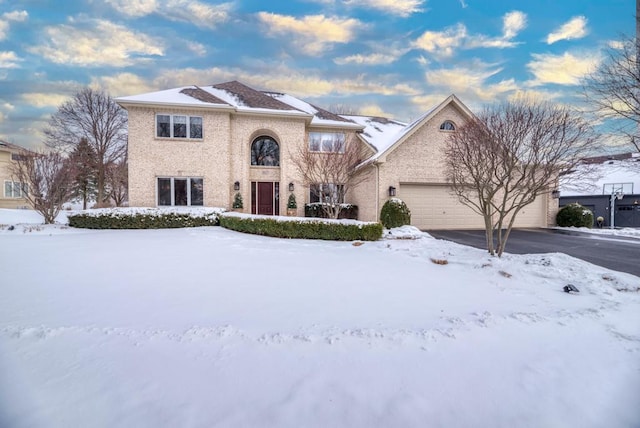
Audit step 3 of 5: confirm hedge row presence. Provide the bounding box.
[304,203,358,220]
[219,215,383,241]
[68,208,220,229]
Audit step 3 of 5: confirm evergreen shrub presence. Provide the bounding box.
[68,208,220,229]
[304,203,358,219]
[220,214,382,241]
[556,203,594,228]
[380,198,411,229]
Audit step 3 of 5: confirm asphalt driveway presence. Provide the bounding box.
[427,228,640,277]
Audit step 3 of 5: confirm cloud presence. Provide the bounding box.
[423,62,520,103]
[106,0,158,17]
[0,9,28,40]
[22,93,71,108]
[526,51,599,86]
[28,19,164,67]
[413,23,466,58]
[334,53,398,65]
[0,51,21,68]
[257,13,362,55]
[91,72,156,97]
[187,41,207,56]
[414,11,526,57]
[466,11,526,49]
[359,104,395,118]
[106,0,232,28]
[343,0,425,17]
[546,16,588,44]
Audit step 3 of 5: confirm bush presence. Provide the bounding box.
[304,203,358,219]
[556,203,594,228]
[232,192,243,209]
[68,208,221,229]
[287,194,297,209]
[220,214,382,241]
[380,198,411,229]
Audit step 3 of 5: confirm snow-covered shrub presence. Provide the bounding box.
[380,198,411,229]
[68,207,222,229]
[304,203,358,219]
[556,203,594,228]
[219,214,382,241]
[287,194,297,209]
[232,192,243,209]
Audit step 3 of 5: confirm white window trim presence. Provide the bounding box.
[4,180,27,198]
[310,183,344,204]
[308,132,346,153]
[156,177,204,206]
[156,114,203,140]
[439,120,456,132]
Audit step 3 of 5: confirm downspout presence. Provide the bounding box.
[375,162,380,222]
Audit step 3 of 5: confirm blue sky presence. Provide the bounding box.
[0,0,635,150]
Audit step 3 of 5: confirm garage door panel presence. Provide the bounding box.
[399,184,546,230]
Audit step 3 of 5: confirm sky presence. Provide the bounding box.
[0,0,636,151]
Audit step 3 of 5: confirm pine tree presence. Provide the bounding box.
[68,138,97,209]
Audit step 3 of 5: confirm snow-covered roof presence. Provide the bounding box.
[341,114,407,153]
[560,157,640,196]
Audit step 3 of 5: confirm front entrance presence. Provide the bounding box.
[251,181,280,215]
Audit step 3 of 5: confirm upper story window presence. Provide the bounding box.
[156,114,203,139]
[4,181,28,198]
[251,136,280,166]
[309,132,345,153]
[11,153,27,161]
[439,120,456,131]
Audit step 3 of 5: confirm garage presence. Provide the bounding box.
[399,184,547,230]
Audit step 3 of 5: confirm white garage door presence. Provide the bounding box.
[399,184,547,230]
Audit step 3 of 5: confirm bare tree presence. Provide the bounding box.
[44,87,127,206]
[291,134,367,219]
[105,153,128,207]
[9,151,74,224]
[328,104,360,115]
[583,33,640,152]
[444,99,598,257]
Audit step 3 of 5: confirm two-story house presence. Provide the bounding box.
[117,81,555,229]
[0,141,30,209]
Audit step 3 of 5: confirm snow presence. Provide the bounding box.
[561,158,640,196]
[1,209,639,427]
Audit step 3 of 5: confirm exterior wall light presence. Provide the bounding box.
[289,182,294,192]
[389,186,396,197]
[234,181,240,191]
[551,189,560,199]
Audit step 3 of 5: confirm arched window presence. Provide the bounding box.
[251,136,280,166]
[440,120,456,131]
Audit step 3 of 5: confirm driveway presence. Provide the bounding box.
[427,228,640,277]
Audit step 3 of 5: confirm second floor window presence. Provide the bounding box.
[251,136,280,166]
[157,114,203,139]
[309,132,345,153]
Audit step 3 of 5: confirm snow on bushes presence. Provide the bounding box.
[68,207,223,229]
[556,203,594,228]
[380,198,411,229]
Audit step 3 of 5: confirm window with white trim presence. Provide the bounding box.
[310,183,344,204]
[439,120,456,131]
[4,181,28,198]
[156,114,203,139]
[309,132,345,153]
[157,177,203,206]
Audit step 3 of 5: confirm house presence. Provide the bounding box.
[560,153,640,227]
[116,80,556,229]
[0,140,30,209]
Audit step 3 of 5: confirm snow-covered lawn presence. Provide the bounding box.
[1,209,639,427]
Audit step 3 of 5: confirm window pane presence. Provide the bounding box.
[173,116,187,138]
[4,181,11,198]
[251,137,280,166]
[309,133,321,152]
[174,178,187,206]
[309,184,320,203]
[158,178,172,205]
[21,183,28,197]
[334,134,345,153]
[12,182,21,198]
[190,117,203,139]
[190,178,203,206]
[157,115,170,137]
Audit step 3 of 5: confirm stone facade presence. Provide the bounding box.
[0,142,31,209]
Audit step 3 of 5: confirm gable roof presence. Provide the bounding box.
[358,94,475,165]
[0,140,30,153]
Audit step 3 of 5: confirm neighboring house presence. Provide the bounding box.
[116,80,556,229]
[0,141,30,209]
[560,153,640,227]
